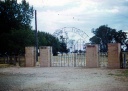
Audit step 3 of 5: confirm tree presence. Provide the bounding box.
[59,42,68,54]
[0,29,35,55]
[0,0,33,33]
[0,0,34,55]
[90,25,127,52]
[114,30,127,45]
[59,35,68,54]
[38,31,61,56]
[10,29,35,54]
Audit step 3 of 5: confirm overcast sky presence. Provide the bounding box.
[18,0,128,41]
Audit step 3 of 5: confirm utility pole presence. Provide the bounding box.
[35,10,39,66]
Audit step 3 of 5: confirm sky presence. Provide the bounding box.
[17,0,128,42]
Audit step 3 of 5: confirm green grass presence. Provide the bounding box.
[108,70,128,77]
[121,70,128,77]
[0,64,14,68]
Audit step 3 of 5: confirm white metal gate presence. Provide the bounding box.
[51,53,86,67]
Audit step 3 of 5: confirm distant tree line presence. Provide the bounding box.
[0,0,34,56]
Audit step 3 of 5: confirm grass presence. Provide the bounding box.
[0,64,14,68]
[121,70,128,77]
[108,70,128,77]
[114,70,128,82]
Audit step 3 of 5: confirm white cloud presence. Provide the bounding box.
[17,0,43,7]
[43,0,73,6]
[18,0,128,41]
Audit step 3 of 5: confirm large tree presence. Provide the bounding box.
[0,0,33,33]
[90,25,127,52]
[0,0,34,55]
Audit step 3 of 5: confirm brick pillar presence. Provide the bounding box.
[86,44,99,68]
[108,43,121,69]
[39,46,52,67]
[25,47,35,67]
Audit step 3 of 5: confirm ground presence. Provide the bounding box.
[0,67,128,91]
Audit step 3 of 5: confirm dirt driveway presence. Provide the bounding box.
[0,67,128,91]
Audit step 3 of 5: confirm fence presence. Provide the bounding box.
[51,53,86,67]
[1,43,128,68]
[98,52,108,68]
[121,52,128,68]
[0,55,25,67]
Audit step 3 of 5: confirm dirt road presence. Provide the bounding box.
[0,67,128,91]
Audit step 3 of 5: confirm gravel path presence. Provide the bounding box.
[0,67,128,91]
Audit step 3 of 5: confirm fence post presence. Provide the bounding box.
[74,53,76,67]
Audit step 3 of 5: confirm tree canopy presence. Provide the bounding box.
[90,25,127,52]
[38,31,61,55]
[0,0,33,33]
[0,0,34,55]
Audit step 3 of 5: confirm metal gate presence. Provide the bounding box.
[121,52,128,68]
[51,53,85,67]
[51,39,86,67]
[98,52,108,68]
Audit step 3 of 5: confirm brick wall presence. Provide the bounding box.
[86,44,99,68]
[108,43,121,69]
[39,46,52,67]
[25,47,35,67]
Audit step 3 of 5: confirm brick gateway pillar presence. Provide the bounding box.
[39,46,52,67]
[86,44,99,68]
[25,47,35,67]
[108,43,121,69]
